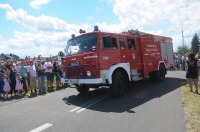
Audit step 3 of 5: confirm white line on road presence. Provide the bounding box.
[76,93,111,113]
[29,123,53,132]
[69,93,111,113]
[70,106,82,112]
[69,93,108,112]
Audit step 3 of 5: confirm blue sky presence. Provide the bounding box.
[0,0,200,58]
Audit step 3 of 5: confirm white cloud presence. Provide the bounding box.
[3,31,70,58]
[30,0,51,9]
[113,0,178,27]
[0,4,96,58]
[112,0,200,50]
[4,7,70,32]
[0,4,13,11]
[0,4,92,33]
[170,2,200,35]
[1,0,200,58]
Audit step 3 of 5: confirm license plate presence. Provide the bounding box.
[69,79,79,84]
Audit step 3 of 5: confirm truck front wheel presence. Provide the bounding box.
[111,71,126,98]
[76,85,89,94]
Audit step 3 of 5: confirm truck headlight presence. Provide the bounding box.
[87,71,92,77]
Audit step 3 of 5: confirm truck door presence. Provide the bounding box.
[119,38,126,62]
[124,38,142,69]
[98,35,121,70]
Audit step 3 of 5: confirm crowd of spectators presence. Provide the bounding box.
[0,55,63,100]
[171,53,189,71]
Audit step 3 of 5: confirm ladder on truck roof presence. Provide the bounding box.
[122,29,148,36]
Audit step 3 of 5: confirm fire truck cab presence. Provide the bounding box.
[61,26,173,97]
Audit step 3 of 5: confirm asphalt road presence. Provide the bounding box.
[0,71,186,132]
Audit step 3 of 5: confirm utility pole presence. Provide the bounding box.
[181,30,186,71]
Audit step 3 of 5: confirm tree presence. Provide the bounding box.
[191,34,199,54]
[177,45,190,55]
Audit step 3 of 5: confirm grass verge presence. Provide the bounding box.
[181,83,200,132]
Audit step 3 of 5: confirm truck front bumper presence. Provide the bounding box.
[60,78,103,85]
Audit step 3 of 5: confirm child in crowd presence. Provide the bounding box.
[2,73,10,98]
[15,73,23,96]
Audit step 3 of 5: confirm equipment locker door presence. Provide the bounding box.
[160,42,174,65]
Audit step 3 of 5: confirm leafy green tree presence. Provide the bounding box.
[177,45,190,55]
[191,34,199,54]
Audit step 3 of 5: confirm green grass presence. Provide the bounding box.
[181,84,200,132]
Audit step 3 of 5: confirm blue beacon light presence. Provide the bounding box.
[71,34,75,38]
[94,26,99,31]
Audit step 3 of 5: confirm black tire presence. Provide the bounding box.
[111,71,126,98]
[76,85,89,94]
[149,71,156,82]
[154,65,166,82]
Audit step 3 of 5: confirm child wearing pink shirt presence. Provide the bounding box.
[15,73,23,96]
[2,74,11,98]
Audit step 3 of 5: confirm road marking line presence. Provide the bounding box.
[69,93,110,113]
[70,106,81,112]
[76,93,111,113]
[29,123,53,132]
[69,93,108,112]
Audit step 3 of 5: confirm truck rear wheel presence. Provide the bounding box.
[149,71,156,82]
[154,65,165,82]
[76,85,89,94]
[149,65,166,82]
[111,71,126,98]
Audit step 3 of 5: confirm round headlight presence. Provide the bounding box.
[87,71,92,77]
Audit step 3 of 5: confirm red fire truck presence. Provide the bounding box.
[61,26,173,97]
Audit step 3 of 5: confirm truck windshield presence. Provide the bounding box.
[65,34,97,55]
